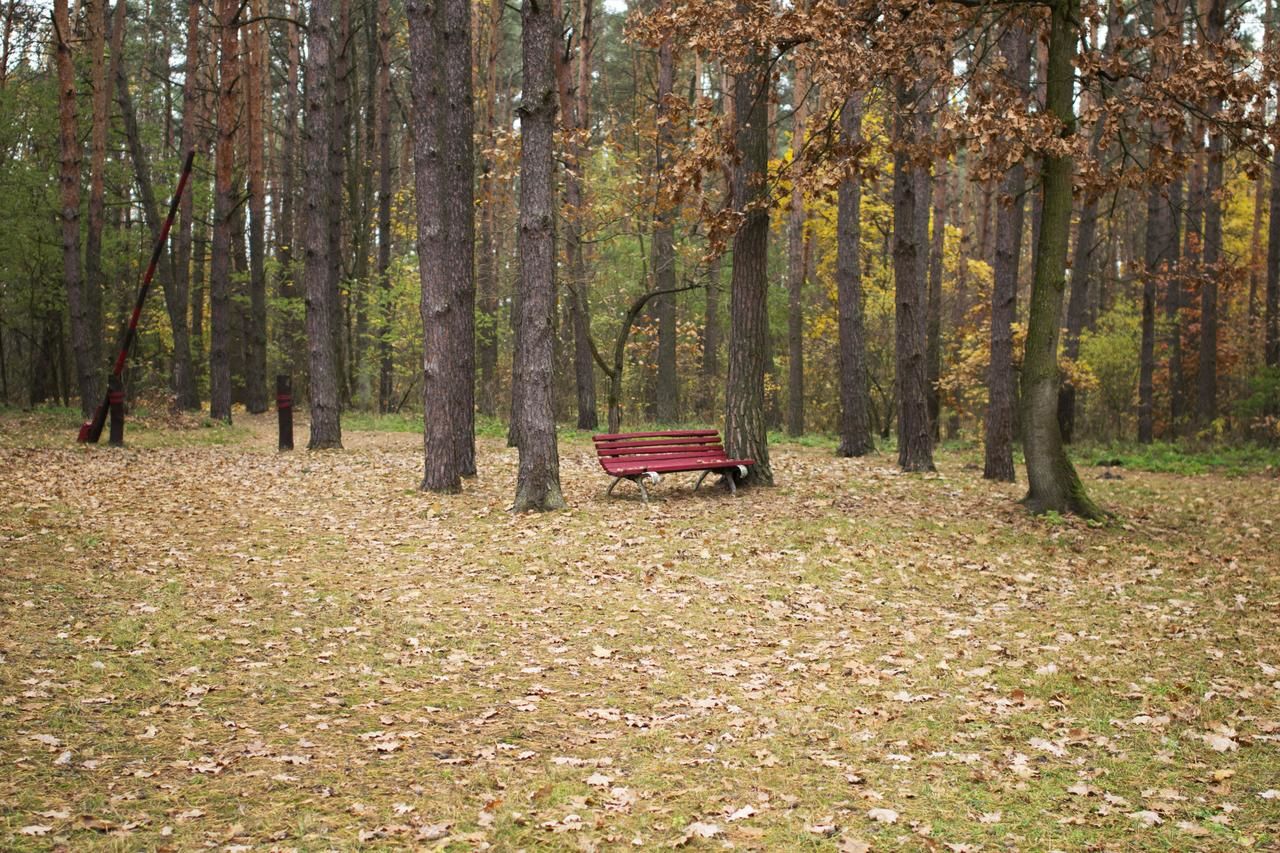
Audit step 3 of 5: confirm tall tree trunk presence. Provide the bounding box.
[475,0,504,418]
[375,0,394,412]
[892,78,934,472]
[558,0,596,430]
[329,0,352,408]
[723,32,773,486]
[512,0,564,511]
[1020,0,1103,519]
[303,0,342,447]
[985,25,1030,482]
[445,0,476,474]
[1139,0,1181,443]
[209,0,238,422]
[83,0,107,396]
[926,161,946,442]
[1268,132,1280,368]
[409,0,475,490]
[651,39,678,423]
[785,58,809,437]
[836,91,873,457]
[244,0,268,412]
[53,0,96,417]
[1266,0,1279,369]
[173,0,202,409]
[1197,0,1226,425]
[277,0,302,375]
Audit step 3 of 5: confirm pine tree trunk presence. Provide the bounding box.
[927,163,946,442]
[512,0,564,511]
[171,0,202,409]
[53,0,96,417]
[723,35,773,486]
[277,0,302,376]
[892,79,934,473]
[1020,0,1104,519]
[83,0,107,396]
[1197,0,1226,425]
[836,91,873,457]
[375,0,395,412]
[209,0,238,423]
[244,0,268,413]
[785,59,808,438]
[984,24,1030,482]
[1268,141,1280,368]
[329,0,352,408]
[303,0,342,448]
[475,0,503,418]
[409,0,456,489]
[651,40,678,424]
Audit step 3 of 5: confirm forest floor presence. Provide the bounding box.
[2,408,1278,851]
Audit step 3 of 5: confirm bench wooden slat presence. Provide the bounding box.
[596,443,724,457]
[592,429,719,442]
[595,435,724,451]
[604,457,752,475]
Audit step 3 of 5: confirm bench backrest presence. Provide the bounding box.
[592,430,729,464]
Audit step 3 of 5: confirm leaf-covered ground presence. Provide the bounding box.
[2,411,1278,851]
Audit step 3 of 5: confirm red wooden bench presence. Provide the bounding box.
[592,429,754,502]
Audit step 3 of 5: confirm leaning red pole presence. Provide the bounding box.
[79,149,196,443]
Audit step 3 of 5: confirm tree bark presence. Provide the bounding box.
[512,0,564,512]
[1197,0,1226,425]
[303,0,342,447]
[475,0,504,418]
[375,0,394,412]
[1268,137,1280,368]
[836,91,873,457]
[53,0,97,417]
[785,58,809,437]
[84,0,108,396]
[651,39,679,423]
[1020,0,1104,519]
[244,0,268,413]
[329,0,352,407]
[408,0,475,490]
[209,0,238,423]
[560,0,597,430]
[927,162,946,442]
[984,24,1030,482]
[723,32,773,486]
[277,0,303,376]
[172,0,202,409]
[892,78,934,473]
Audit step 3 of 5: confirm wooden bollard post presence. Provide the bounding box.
[108,375,125,447]
[277,374,293,451]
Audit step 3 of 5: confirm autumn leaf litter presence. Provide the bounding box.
[1,412,1278,849]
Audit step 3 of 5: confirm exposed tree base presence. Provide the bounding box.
[836,438,874,458]
[421,478,462,494]
[512,481,565,513]
[1020,459,1109,521]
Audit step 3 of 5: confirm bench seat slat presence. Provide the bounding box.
[604,457,753,476]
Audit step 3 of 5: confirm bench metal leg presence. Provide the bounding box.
[694,470,712,492]
[607,477,624,498]
[636,476,649,504]
[724,471,737,495]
